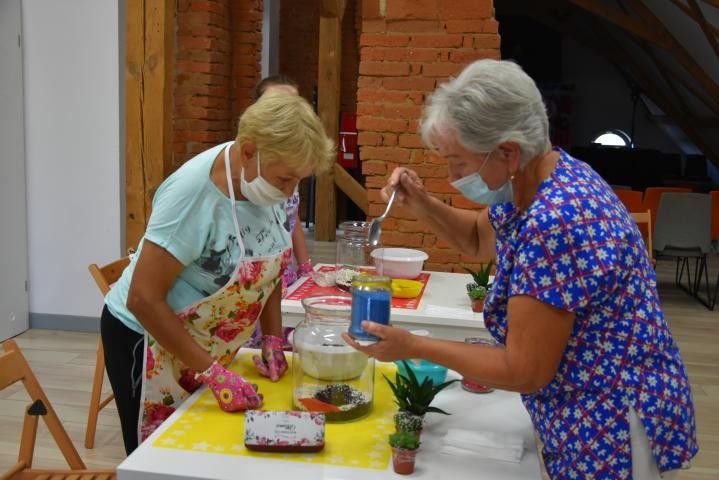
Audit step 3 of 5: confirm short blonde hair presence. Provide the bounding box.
[237,91,335,175]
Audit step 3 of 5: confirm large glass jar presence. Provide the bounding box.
[293,295,375,422]
[335,221,376,291]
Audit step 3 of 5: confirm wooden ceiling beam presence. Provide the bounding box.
[687,0,719,56]
[592,18,719,168]
[622,0,719,101]
[567,0,671,48]
[654,55,719,117]
[522,5,719,168]
[670,0,719,37]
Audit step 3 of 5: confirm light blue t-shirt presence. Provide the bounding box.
[106,142,292,334]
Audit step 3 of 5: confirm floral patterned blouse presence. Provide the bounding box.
[483,148,697,479]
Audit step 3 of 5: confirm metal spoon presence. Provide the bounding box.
[367,186,399,246]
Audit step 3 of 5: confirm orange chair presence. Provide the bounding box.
[613,189,643,213]
[642,187,692,227]
[1,339,116,479]
[85,256,130,448]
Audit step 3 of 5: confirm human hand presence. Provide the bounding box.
[341,322,419,362]
[252,335,288,382]
[197,362,263,412]
[297,260,313,276]
[382,168,429,217]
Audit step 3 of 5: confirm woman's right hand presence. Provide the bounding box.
[382,167,430,218]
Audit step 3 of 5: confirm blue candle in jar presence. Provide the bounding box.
[350,276,392,343]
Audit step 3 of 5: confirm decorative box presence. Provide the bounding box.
[244,410,325,453]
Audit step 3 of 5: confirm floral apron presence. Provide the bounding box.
[138,144,292,441]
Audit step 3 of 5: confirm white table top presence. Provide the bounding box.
[282,265,489,341]
[118,368,542,480]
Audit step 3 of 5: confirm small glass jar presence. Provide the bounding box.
[461,337,496,393]
[349,275,392,344]
[293,295,375,422]
[335,221,377,291]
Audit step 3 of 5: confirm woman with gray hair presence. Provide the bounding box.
[344,59,697,479]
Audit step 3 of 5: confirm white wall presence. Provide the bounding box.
[562,37,679,153]
[23,0,122,319]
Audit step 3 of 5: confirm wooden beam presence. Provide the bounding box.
[688,0,719,57]
[523,5,719,168]
[334,163,368,215]
[125,0,174,250]
[670,0,719,37]
[314,0,346,241]
[321,0,347,19]
[567,0,670,48]
[700,0,719,8]
[623,0,719,101]
[652,54,719,116]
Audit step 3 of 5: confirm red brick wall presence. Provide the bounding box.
[173,0,263,169]
[357,0,500,271]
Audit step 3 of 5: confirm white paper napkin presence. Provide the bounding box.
[439,428,524,463]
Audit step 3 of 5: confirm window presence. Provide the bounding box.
[591,129,633,147]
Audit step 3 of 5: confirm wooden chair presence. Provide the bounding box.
[85,256,130,449]
[1,339,116,479]
[631,210,655,268]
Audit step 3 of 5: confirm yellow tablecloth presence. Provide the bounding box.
[153,353,397,470]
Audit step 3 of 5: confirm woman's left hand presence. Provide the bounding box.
[253,335,288,381]
[341,322,418,362]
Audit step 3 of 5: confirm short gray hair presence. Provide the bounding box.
[420,59,551,166]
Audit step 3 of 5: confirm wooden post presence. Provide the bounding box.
[125,0,174,250]
[314,0,347,241]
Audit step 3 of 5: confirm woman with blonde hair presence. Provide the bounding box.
[102,91,334,454]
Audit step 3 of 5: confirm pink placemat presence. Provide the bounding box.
[286,265,430,310]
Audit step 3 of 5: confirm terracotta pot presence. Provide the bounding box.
[470,297,485,313]
[392,447,418,475]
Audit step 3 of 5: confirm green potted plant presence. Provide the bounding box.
[394,410,423,438]
[384,360,458,420]
[388,430,421,475]
[463,259,494,313]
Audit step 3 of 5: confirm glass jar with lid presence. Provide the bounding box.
[293,295,375,422]
[335,221,377,291]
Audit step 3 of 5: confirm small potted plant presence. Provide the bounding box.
[394,410,423,438]
[384,360,458,419]
[463,259,494,313]
[389,430,421,475]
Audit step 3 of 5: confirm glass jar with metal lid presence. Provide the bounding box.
[293,295,374,422]
[349,274,392,344]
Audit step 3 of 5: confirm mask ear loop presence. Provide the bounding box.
[224,144,246,261]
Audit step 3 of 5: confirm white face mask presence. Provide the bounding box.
[240,153,288,206]
[451,151,514,205]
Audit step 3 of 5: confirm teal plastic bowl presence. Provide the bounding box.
[395,359,448,385]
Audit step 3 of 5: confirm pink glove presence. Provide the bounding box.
[252,335,288,382]
[298,260,313,276]
[197,362,263,412]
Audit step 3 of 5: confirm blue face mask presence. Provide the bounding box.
[451,152,514,205]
